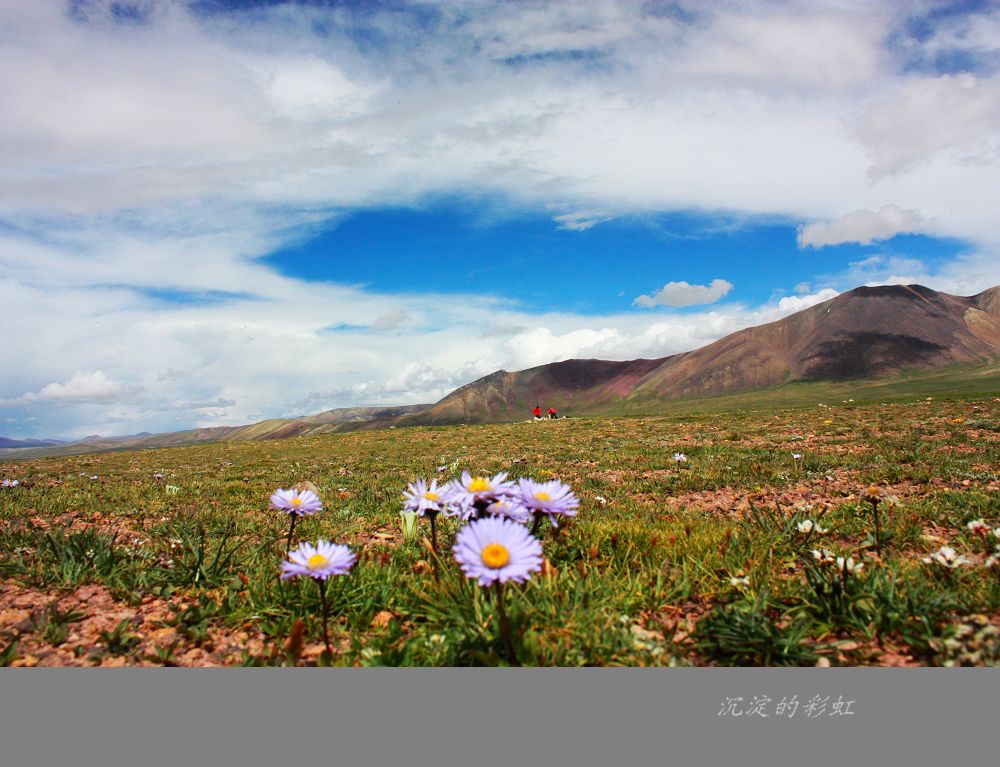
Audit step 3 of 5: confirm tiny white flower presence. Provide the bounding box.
[922,546,969,569]
[836,556,863,574]
[797,519,827,534]
[812,548,836,564]
[967,519,991,536]
[729,575,750,588]
[673,452,688,463]
[792,453,803,460]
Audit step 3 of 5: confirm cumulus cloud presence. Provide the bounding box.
[298,359,496,411]
[819,251,1000,298]
[503,327,622,370]
[767,289,840,315]
[797,205,925,248]
[371,310,410,331]
[1,371,142,406]
[634,279,733,308]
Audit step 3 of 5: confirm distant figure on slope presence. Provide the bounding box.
[547,407,557,419]
[533,404,542,420]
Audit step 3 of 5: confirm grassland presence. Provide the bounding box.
[2,392,999,666]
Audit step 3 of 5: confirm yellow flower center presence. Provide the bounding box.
[481,543,510,569]
[423,491,440,501]
[291,496,303,507]
[533,491,552,502]
[468,477,491,493]
[307,554,328,570]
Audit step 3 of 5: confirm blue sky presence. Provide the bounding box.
[265,204,971,315]
[2,1,1000,440]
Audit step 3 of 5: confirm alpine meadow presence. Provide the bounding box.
[3,2,1000,670]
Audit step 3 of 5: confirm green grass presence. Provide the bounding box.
[1,391,998,666]
[614,359,1000,416]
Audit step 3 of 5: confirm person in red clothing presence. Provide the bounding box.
[547,407,557,419]
[532,405,542,420]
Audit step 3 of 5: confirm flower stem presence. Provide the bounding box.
[286,514,298,554]
[494,581,519,667]
[318,578,333,656]
[530,511,544,537]
[429,511,438,553]
[872,501,882,557]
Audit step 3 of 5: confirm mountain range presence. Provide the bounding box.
[398,283,1000,425]
[3,283,999,459]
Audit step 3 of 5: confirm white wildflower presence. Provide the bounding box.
[923,546,969,569]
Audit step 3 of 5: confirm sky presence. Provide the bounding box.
[2,0,1000,440]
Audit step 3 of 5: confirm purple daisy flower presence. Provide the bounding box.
[280,539,356,581]
[442,483,476,520]
[516,478,579,527]
[485,497,532,524]
[402,478,454,516]
[445,471,517,520]
[453,517,543,587]
[270,488,323,517]
[453,471,516,503]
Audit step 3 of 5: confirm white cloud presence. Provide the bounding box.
[767,289,840,315]
[371,310,410,331]
[634,279,733,308]
[672,8,886,91]
[822,251,1000,298]
[258,55,376,121]
[502,327,622,370]
[856,74,1000,178]
[797,204,925,248]
[553,210,614,231]
[168,397,237,412]
[1,371,142,406]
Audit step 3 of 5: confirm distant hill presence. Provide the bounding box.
[4,283,999,460]
[400,284,1000,425]
[0,437,67,449]
[0,404,429,459]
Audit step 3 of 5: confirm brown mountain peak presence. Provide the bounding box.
[405,283,1000,425]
